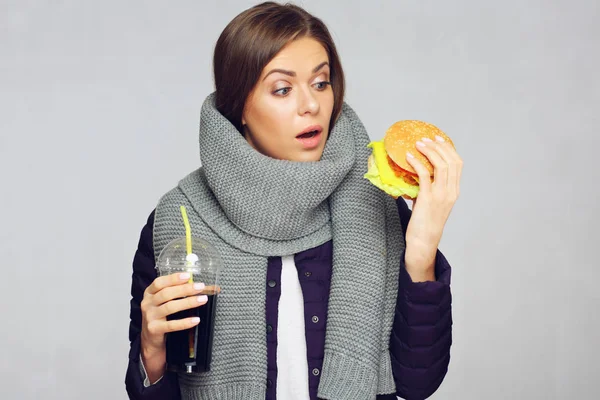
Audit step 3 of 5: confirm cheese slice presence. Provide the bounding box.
[368,141,404,186]
[364,141,419,199]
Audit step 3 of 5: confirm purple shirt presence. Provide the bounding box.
[126,198,452,400]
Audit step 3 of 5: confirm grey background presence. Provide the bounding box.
[1,0,598,399]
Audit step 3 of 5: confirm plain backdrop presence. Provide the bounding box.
[1,0,598,399]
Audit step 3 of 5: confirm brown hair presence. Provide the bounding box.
[213,1,345,134]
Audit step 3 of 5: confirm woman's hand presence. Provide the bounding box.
[403,135,463,281]
[140,273,208,382]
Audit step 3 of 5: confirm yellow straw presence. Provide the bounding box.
[180,206,194,284]
[180,205,196,360]
[180,206,193,257]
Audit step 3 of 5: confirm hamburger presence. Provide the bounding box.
[364,120,454,200]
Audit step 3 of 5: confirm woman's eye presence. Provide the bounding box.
[273,87,291,96]
[314,81,331,90]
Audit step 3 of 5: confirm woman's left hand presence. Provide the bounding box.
[402,135,463,281]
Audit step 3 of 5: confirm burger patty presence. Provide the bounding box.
[387,155,419,185]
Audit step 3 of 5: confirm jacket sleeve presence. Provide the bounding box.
[125,210,182,400]
[390,199,453,400]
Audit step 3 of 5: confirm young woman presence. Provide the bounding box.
[126,2,461,399]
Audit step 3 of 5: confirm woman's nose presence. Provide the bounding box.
[298,87,319,115]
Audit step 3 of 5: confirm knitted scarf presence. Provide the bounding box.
[153,92,404,400]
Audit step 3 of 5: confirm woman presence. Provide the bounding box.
[126,2,461,400]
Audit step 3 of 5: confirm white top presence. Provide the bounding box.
[276,255,310,399]
[140,255,310,398]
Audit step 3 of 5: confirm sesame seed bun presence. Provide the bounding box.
[383,120,454,176]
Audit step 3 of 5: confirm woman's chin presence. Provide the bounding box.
[252,142,325,162]
[289,148,325,162]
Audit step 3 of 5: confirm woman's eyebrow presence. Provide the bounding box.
[262,61,330,81]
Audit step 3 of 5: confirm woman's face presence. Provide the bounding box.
[242,37,334,162]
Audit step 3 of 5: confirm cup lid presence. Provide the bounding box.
[155,237,223,273]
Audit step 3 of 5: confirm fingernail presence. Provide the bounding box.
[422,137,433,142]
[435,135,445,142]
[194,282,205,290]
[179,272,190,280]
[416,141,426,147]
[191,317,200,324]
[197,295,208,303]
[406,151,415,158]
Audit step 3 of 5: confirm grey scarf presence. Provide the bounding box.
[153,93,404,400]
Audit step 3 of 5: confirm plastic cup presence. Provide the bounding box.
[155,237,223,373]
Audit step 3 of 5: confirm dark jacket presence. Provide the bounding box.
[126,198,452,400]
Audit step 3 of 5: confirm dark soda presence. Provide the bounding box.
[166,293,218,373]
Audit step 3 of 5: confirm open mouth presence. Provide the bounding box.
[296,125,323,149]
[297,130,320,139]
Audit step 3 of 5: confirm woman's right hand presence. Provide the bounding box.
[140,272,208,380]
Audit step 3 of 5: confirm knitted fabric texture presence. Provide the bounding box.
[153,93,404,400]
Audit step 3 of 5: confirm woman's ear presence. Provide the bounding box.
[240,114,247,136]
